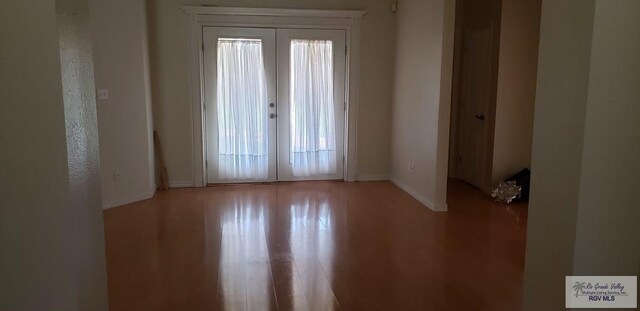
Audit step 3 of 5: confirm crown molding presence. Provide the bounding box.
[182,6,367,19]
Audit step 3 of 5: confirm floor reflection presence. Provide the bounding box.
[219,193,274,310]
[288,194,338,310]
[103,181,528,311]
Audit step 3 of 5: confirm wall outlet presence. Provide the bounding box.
[97,88,109,100]
[409,163,415,173]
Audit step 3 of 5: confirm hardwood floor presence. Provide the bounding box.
[103,180,528,311]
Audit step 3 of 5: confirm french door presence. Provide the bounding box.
[203,27,346,184]
[203,28,277,183]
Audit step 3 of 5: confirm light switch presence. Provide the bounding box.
[97,88,109,100]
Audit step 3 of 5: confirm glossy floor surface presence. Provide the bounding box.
[104,180,528,311]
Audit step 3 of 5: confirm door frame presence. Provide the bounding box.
[184,6,367,187]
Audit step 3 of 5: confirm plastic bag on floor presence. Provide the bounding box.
[491,180,522,203]
[506,169,531,201]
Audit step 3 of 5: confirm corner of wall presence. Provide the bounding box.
[102,188,156,209]
[390,176,447,212]
[389,0,454,212]
[169,180,194,188]
[92,0,156,210]
[434,0,457,207]
[357,174,390,181]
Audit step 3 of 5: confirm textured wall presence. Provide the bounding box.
[57,0,110,308]
[0,0,108,309]
[0,1,77,308]
[148,0,395,184]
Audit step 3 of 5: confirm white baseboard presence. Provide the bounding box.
[357,174,390,181]
[389,176,448,212]
[102,189,155,209]
[169,180,193,188]
[434,201,448,211]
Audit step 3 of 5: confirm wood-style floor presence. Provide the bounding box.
[104,180,528,311]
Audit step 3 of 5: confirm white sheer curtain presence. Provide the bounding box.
[217,39,268,180]
[289,40,337,177]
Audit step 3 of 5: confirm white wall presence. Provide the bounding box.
[91,0,156,208]
[491,0,540,184]
[148,0,395,185]
[0,0,109,309]
[390,0,455,211]
[523,0,640,309]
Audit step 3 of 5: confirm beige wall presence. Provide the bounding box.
[91,0,156,208]
[148,0,395,185]
[523,0,639,309]
[572,0,640,276]
[523,1,594,307]
[390,0,455,211]
[491,0,541,184]
[0,0,108,309]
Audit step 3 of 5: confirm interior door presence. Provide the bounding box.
[203,27,277,183]
[276,29,346,181]
[457,26,492,189]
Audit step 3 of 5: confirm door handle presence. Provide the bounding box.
[269,113,277,119]
[269,102,275,108]
[475,114,485,121]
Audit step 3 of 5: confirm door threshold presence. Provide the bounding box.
[206,179,345,187]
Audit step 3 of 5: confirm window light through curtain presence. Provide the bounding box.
[290,39,337,177]
[216,38,268,180]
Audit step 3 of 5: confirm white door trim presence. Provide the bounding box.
[185,6,366,187]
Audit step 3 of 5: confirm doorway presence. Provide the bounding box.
[448,0,502,193]
[448,0,541,194]
[203,27,346,184]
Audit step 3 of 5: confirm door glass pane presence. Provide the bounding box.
[289,40,337,177]
[217,38,268,180]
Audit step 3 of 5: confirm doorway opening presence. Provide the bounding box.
[448,0,541,195]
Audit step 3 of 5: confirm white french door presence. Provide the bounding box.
[276,29,346,181]
[203,27,345,184]
[204,27,277,183]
